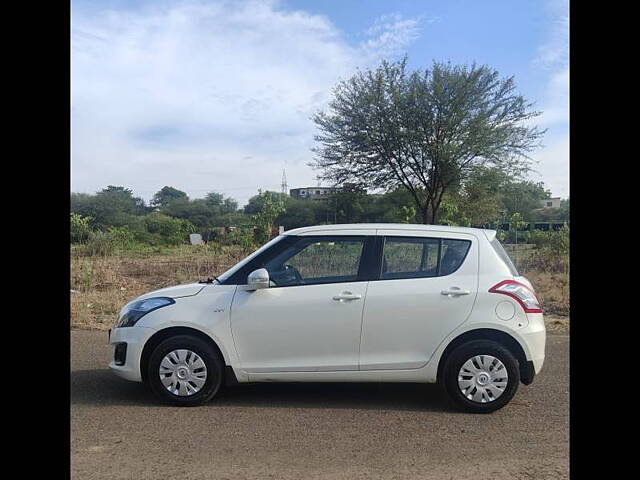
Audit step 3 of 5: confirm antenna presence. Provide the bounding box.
[281,169,288,195]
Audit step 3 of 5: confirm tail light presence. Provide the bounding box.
[489,279,543,313]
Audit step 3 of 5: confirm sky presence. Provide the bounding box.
[71,0,569,206]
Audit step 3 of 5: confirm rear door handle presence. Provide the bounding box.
[441,288,471,296]
[333,291,362,301]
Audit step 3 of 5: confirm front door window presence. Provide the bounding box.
[264,236,365,287]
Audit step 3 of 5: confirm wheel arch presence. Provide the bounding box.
[140,326,228,383]
[436,328,532,385]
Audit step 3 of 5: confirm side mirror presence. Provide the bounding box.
[246,268,270,290]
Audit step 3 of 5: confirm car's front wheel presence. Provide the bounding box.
[441,339,520,413]
[147,335,223,406]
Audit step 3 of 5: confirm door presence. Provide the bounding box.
[359,231,479,370]
[230,235,371,373]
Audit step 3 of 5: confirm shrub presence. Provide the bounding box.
[76,231,115,257]
[71,213,92,244]
[520,225,569,274]
[143,213,196,245]
[217,229,258,250]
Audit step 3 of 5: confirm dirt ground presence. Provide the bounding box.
[71,329,569,479]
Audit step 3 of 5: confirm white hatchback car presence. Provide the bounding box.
[109,224,545,413]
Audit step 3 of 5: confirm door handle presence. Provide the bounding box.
[333,291,362,301]
[441,288,471,296]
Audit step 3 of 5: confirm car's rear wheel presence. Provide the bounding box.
[147,335,223,406]
[442,339,520,413]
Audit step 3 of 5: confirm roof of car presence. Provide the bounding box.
[283,223,496,239]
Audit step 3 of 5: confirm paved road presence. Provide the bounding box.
[71,330,569,480]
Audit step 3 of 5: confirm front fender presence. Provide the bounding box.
[135,284,240,367]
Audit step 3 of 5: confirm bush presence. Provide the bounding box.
[71,213,92,244]
[217,229,258,250]
[76,231,116,257]
[143,213,196,245]
[520,225,569,274]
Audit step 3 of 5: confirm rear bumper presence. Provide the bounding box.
[521,312,546,376]
[520,360,536,385]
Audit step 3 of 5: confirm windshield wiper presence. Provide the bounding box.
[198,276,220,284]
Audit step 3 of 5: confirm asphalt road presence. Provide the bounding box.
[71,330,569,480]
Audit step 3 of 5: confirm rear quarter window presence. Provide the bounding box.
[490,238,519,276]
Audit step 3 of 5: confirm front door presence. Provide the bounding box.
[359,231,479,370]
[230,235,371,373]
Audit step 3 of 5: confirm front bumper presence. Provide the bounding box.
[108,326,155,382]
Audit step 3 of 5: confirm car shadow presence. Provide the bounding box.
[72,368,456,412]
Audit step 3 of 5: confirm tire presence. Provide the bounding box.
[441,339,520,413]
[147,335,223,406]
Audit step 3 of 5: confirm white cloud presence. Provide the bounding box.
[529,135,569,198]
[527,0,569,197]
[533,0,568,70]
[71,0,424,204]
[361,13,427,62]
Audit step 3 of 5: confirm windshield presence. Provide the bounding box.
[216,235,286,283]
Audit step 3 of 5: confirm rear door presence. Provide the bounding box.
[359,230,479,370]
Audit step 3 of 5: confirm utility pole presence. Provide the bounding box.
[281,169,288,196]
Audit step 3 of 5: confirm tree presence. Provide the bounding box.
[244,191,288,215]
[251,190,286,243]
[151,186,188,208]
[70,213,92,243]
[277,198,321,230]
[501,180,550,220]
[330,184,367,223]
[204,191,239,214]
[311,58,545,224]
[530,197,569,222]
[71,187,146,228]
[446,166,508,226]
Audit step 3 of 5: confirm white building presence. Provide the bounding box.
[540,197,562,208]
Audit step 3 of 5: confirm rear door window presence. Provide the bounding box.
[381,237,471,279]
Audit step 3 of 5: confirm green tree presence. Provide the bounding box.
[144,212,196,245]
[501,180,550,220]
[399,205,416,223]
[530,197,569,222]
[330,184,367,223]
[70,213,92,243]
[277,198,322,230]
[205,192,239,214]
[151,186,188,208]
[252,190,286,243]
[312,58,544,224]
[71,187,146,228]
[244,191,288,215]
[447,167,507,225]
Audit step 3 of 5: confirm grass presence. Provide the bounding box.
[71,242,569,330]
[70,244,250,329]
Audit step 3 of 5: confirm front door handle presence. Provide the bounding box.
[441,288,471,296]
[333,291,362,302]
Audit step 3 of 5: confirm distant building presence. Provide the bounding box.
[540,197,562,208]
[290,186,338,200]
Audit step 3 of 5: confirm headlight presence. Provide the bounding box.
[115,297,175,328]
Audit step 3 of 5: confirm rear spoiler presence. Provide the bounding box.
[483,229,497,242]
